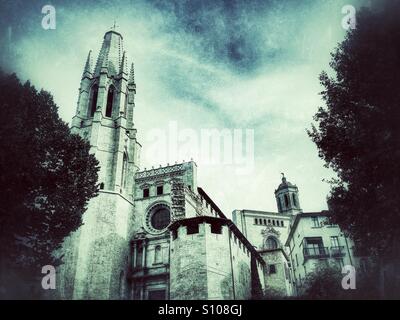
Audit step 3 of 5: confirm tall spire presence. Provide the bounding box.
[82,50,92,79]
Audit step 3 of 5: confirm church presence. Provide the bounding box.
[56,29,360,300]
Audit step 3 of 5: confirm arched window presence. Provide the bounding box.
[136,246,143,268]
[89,85,98,117]
[154,245,162,264]
[99,182,104,190]
[105,86,114,117]
[292,193,297,207]
[121,153,128,189]
[284,194,290,207]
[277,198,282,212]
[265,237,278,250]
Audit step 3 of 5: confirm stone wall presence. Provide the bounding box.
[169,222,208,300]
[57,191,134,300]
[260,249,291,297]
[169,217,265,300]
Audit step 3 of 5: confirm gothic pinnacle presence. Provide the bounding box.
[82,50,92,78]
[128,63,135,84]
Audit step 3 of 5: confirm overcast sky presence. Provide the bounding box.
[0,0,369,217]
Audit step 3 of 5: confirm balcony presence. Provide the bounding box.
[330,246,346,257]
[303,247,329,260]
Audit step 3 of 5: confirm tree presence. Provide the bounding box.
[300,264,379,300]
[301,265,343,299]
[308,2,400,257]
[0,71,99,297]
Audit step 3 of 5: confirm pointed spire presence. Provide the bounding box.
[82,50,92,79]
[120,51,128,75]
[128,63,135,84]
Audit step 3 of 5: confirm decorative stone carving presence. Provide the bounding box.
[261,225,281,249]
[171,179,185,221]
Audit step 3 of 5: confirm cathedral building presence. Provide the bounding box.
[56,30,265,300]
[56,30,361,300]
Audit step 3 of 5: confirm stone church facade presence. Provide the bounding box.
[56,30,266,300]
[56,30,360,300]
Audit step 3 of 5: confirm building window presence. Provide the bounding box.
[292,193,297,207]
[99,182,104,190]
[277,198,282,212]
[151,208,171,230]
[272,220,276,226]
[304,237,326,257]
[105,86,114,117]
[263,219,267,225]
[157,185,163,195]
[254,218,258,225]
[143,188,149,198]
[330,236,340,247]
[312,216,320,227]
[269,264,276,274]
[265,236,278,250]
[284,194,290,207]
[154,245,162,264]
[136,246,143,268]
[89,85,98,117]
[268,219,271,224]
[280,221,284,227]
[121,153,128,189]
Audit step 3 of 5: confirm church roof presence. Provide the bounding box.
[275,174,297,192]
[93,30,124,77]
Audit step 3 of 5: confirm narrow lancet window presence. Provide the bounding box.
[90,85,98,117]
[105,86,114,117]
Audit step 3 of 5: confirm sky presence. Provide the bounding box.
[0,0,370,217]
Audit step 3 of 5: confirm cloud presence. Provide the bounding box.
[0,0,367,215]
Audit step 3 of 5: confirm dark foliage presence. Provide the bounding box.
[300,264,379,300]
[0,71,99,296]
[308,2,400,257]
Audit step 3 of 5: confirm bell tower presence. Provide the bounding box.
[71,29,140,198]
[58,30,141,300]
[274,173,302,215]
